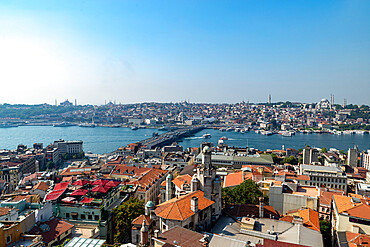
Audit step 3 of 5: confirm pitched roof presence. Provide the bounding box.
[33,181,49,191]
[346,232,370,247]
[154,191,214,221]
[155,226,204,247]
[320,190,343,206]
[132,214,152,226]
[299,208,320,232]
[333,195,370,220]
[0,207,12,217]
[172,174,192,189]
[223,171,244,188]
[27,218,74,244]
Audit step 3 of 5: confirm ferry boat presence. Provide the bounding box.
[220,136,228,140]
[203,133,211,139]
[79,123,96,128]
[53,122,74,127]
[0,123,18,128]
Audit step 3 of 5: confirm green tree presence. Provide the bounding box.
[221,180,266,207]
[321,147,327,153]
[320,220,331,246]
[112,197,145,244]
[282,155,298,165]
[46,161,55,170]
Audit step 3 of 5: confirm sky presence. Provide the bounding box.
[0,0,369,105]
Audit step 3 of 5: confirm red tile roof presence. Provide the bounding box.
[28,218,74,244]
[32,181,49,191]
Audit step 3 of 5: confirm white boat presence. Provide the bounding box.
[53,122,74,127]
[203,133,211,139]
[79,123,96,128]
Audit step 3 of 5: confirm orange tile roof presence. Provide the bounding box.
[299,208,320,232]
[346,232,370,247]
[280,215,294,223]
[320,190,343,206]
[154,191,214,221]
[333,195,370,220]
[132,214,152,226]
[32,181,49,191]
[128,168,167,192]
[172,174,192,189]
[224,171,244,188]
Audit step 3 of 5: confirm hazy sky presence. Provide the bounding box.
[0,1,369,105]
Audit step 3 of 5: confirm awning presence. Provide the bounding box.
[80,197,94,204]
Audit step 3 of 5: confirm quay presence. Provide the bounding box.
[137,126,204,149]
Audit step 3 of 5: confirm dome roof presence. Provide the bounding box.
[203,146,211,153]
[146,200,155,208]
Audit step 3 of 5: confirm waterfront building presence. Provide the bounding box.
[53,139,83,156]
[361,150,370,170]
[302,147,318,165]
[299,164,347,191]
[195,152,273,169]
[347,147,359,167]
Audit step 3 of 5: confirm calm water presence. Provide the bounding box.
[0,126,368,154]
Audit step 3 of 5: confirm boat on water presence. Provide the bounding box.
[0,123,18,128]
[261,130,273,136]
[203,133,211,139]
[79,123,96,128]
[131,126,138,130]
[220,136,228,140]
[282,131,293,137]
[53,122,75,127]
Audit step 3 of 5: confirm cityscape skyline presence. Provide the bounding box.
[1,0,370,105]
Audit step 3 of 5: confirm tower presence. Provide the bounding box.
[268,94,271,104]
[140,219,149,246]
[165,173,173,201]
[197,144,222,220]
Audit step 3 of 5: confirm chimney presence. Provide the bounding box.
[259,197,264,218]
[191,196,198,213]
[154,229,159,238]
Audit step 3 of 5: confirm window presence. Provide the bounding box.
[81,214,86,220]
[6,235,11,243]
[66,213,70,218]
[88,215,93,220]
[95,215,99,221]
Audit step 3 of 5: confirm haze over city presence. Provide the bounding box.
[0,0,369,105]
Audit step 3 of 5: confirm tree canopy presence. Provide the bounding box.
[222,179,266,207]
[112,197,145,244]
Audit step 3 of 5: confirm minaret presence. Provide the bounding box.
[140,219,149,246]
[165,173,173,201]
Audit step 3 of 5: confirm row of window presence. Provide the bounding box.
[311,176,346,184]
[65,212,99,221]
